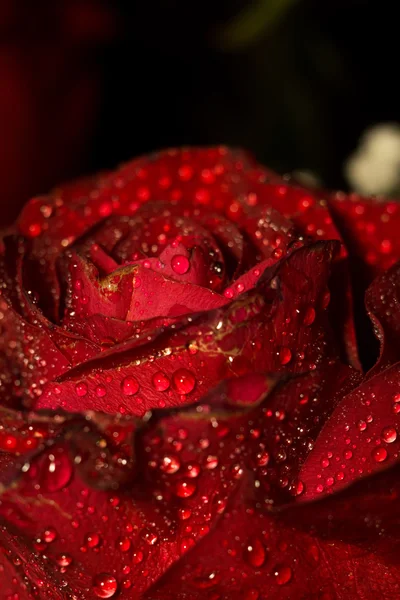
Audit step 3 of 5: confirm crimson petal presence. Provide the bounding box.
[366,261,400,376]
[329,192,400,280]
[0,522,69,599]
[147,466,400,600]
[299,362,400,501]
[34,242,340,416]
[0,405,257,598]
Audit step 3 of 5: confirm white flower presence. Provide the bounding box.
[345,123,400,196]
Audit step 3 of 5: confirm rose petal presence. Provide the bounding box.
[240,204,298,260]
[63,252,228,324]
[0,406,253,598]
[299,362,400,501]
[0,522,68,599]
[0,304,71,406]
[366,261,400,376]
[16,147,265,254]
[329,192,400,279]
[147,466,400,600]
[5,382,398,600]
[246,183,359,368]
[34,241,341,416]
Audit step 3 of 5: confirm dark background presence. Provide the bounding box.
[0,0,398,224]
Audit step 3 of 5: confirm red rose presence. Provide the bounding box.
[1,147,400,599]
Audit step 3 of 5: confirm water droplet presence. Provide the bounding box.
[99,201,113,217]
[380,239,392,254]
[171,255,190,275]
[116,537,131,552]
[180,537,196,554]
[184,462,200,478]
[205,455,219,469]
[178,508,192,520]
[191,570,220,589]
[121,377,139,396]
[290,480,305,496]
[303,307,316,326]
[42,527,57,543]
[274,565,292,585]
[174,480,197,498]
[85,533,101,548]
[132,550,144,564]
[178,164,194,181]
[256,452,269,467]
[121,578,132,590]
[137,186,150,202]
[160,454,181,474]
[56,554,72,567]
[142,529,158,545]
[279,347,292,365]
[34,537,47,552]
[244,538,266,568]
[0,434,17,451]
[152,371,170,391]
[231,464,244,479]
[92,573,118,598]
[95,385,107,397]
[28,223,42,237]
[35,449,73,492]
[372,446,388,462]
[382,427,397,443]
[322,291,331,309]
[75,382,88,397]
[172,369,196,394]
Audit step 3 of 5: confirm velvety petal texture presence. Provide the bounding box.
[2,146,400,599]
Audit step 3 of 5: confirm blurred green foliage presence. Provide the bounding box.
[215,0,299,50]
